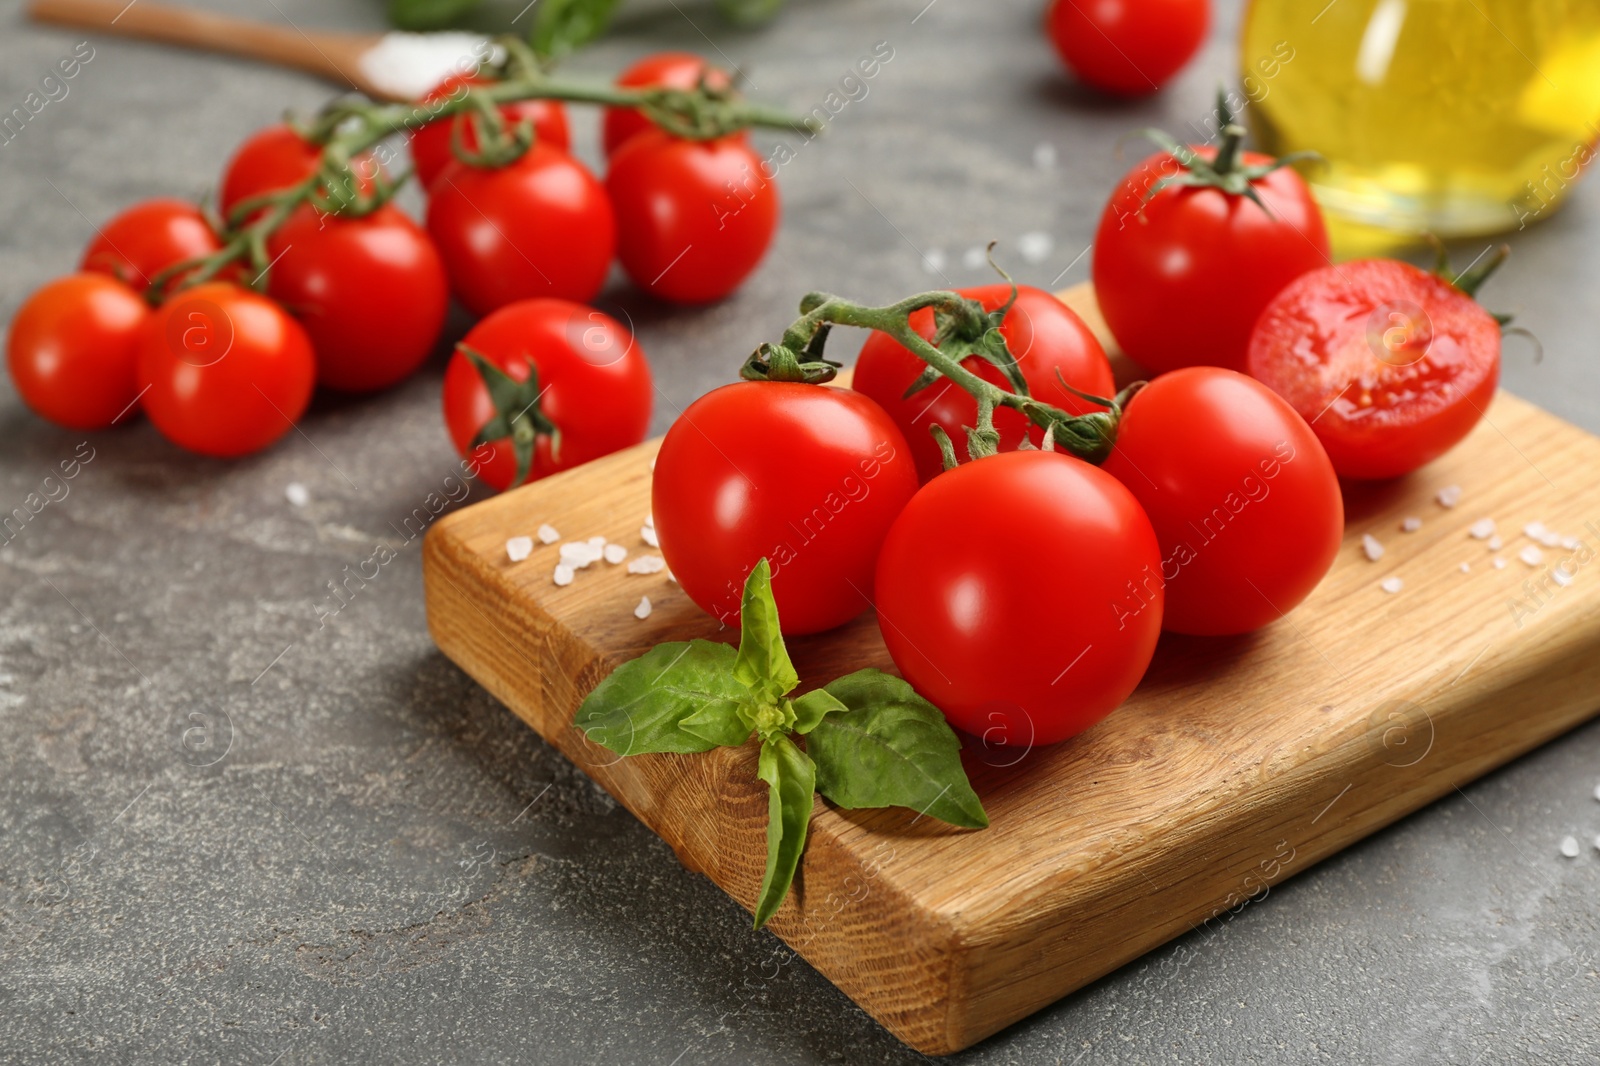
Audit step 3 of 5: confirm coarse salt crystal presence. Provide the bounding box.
[552,565,575,587]
[1459,561,1471,573]
[1552,566,1574,587]
[644,512,654,528]
[1487,535,1503,551]
[1538,530,1561,548]
[1380,576,1403,594]
[1437,485,1462,508]
[1018,231,1054,265]
[1468,517,1495,539]
[641,525,659,548]
[1033,142,1058,170]
[962,246,987,269]
[1519,545,1544,566]
[920,249,947,275]
[1561,535,1582,550]
[1560,835,1580,858]
[537,523,559,544]
[1492,557,1507,570]
[587,535,606,549]
[667,569,677,583]
[1524,521,1548,540]
[1593,834,1600,852]
[627,554,666,575]
[603,544,628,565]
[505,536,533,562]
[559,541,603,568]
[1362,534,1385,561]
[285,482,310,507]
[1401,517,1422,532]
[1593,782,1600,802]
[634,596,652,620]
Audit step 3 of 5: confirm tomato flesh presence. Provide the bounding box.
[874,450,1163,746]
[853,284,1115,482]
[1046,0,1209,95]
[1247,259,1501,480]
[653,382,918,635]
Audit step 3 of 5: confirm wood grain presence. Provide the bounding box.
[422,283,1600,1054]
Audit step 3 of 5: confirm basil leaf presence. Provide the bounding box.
[791,688,845,735]
[715,0,786,26]
[810,669,988,828]
[575,640,746,755]
[732,559,798,705]
[530,0,625,59]
[387,0,482,31]
[753,733,816,928]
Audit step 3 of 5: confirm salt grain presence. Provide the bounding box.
[1492,557,1507,570]
[1524,521,1548,541]
[603,544,628,565]
[634,596,652,620]
[1033,142,1058,170]
[505,536,533,562]
[1519,545,1544,567]
[1018,231,1054,264]
[285,482,310,507]
[1468,517,1496,539]
[559,541,603,568]
[1560,835,1580,858]
[1552,566,1574,588]
[627,554,666,575]
[1437,485,1462,508]
[552,565,575,587]
[962,246,987,270]
[1459,562,1471,573]
[537,523,560,544]
[1593,834,1600,852]
[1362,534,1385,561]
[1487,535,1503,551]
[1561,535,1582,550]
[641,524,659,548]
[920,249,947,275]
[1593,782,1600,802]
[1401,516,1422,532]
[357,30,492,100]
[1380,576,1403,594]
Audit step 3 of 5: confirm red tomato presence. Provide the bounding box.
[441,299,652,493]
[606,130,777,305]
[1046,0,1209,95]
[603,52,734,157]
[1093,145,1328,375]
[427,143,615,316]
[1247,259,1502,480]
[264,203,448,393]
[652,382,919,635]
[852,284,1116,482]
[80,198,222,293]
[875,450,1162,747]
[136,282,315,457]
[218,125,376,220]
[411,74,571,189]
[7,274,149,430]
[1100,368,1342,635]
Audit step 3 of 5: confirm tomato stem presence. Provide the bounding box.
[145,34,816,306]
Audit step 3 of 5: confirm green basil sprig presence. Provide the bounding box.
[575,559,988,927]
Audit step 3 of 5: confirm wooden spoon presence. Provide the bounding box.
[28,0,490,100]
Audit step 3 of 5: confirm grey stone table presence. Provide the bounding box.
[4,0,1600,1062]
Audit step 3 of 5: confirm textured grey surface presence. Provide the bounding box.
[3,0,1600,1063]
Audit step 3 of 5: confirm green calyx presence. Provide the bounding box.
[745,252,1140,470]
[575,558,986,929]
[1134,88,1320,216]
[460,344,561,490]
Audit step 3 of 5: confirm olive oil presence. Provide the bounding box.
[1242,0,1600,240]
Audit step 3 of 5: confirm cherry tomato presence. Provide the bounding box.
[264,203,448,393]
[7,274,149,430]
[1046,0,1209,95]
[136,282,315,457]
[411,74,571,189]
[652,382,919,635]
[442,299,652,493]
[80,198,222,293]
[218,125,376,221]
[1247,259,1502,480]
[853,284,1116,482]
[427,143,615,316]
[1100,367,1342,636]
[603,52,734,158]
[1093,145,1328,375]
[606,130,777,305]
[875,450,1162,747]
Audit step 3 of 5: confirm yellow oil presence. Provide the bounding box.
[1242,0,1600,248]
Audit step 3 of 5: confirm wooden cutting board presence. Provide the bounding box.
[421,284,1600,1055]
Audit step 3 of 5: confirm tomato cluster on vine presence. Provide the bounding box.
[7,49,785,468]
